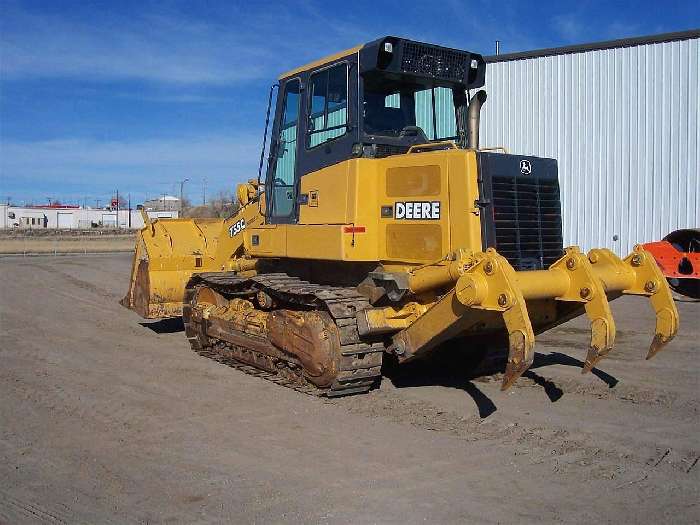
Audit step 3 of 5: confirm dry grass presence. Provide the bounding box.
[0,234,135,254]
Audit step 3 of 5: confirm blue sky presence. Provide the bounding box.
[1,0,698,206]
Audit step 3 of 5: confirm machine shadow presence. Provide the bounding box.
[382,342,500,418]
[140,318,185,334]
[531,351,618,388]
[385,362,498,418]
[383,340,620,415]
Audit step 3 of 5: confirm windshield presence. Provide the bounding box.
[362,80,458,140]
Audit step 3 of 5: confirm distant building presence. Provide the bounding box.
[0,204,178,230]
[142,195,181,211]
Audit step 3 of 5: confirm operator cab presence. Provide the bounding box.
[264,36,486,223]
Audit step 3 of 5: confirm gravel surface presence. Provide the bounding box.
[1,254,698,524]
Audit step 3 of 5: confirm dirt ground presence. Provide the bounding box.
[1,254,698,524]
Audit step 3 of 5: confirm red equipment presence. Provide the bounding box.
[643,229,700,299]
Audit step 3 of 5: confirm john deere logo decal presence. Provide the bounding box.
[519,159,532,175]
[394,201,441,220]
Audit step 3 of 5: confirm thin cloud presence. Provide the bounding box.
[113,92,235,104]
[551,13,585,42]
[0,1,520,86]
[603,22,644,39]
[0,5,270,84]
[0,135,263,202]
[0,2,369,85]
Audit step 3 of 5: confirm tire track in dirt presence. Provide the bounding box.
[1,369,180,442]
[23,261,122,302]
[331,388,699,483]
[0,491,69,524]
[475,371,697,414]
[467,348,697,414]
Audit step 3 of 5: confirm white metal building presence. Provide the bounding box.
[481,30,699,255]
[0,204,178,230]
[142,195,182,211]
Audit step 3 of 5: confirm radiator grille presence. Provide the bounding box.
[401,42,467,81]
[492,176,563,270]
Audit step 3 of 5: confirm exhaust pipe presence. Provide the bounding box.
[467,89,487,150]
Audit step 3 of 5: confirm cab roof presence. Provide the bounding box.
[277,36,486,90]
[278,44,363,80]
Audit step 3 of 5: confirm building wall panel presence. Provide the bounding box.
[481,37,699,254]
[1,207,178,229]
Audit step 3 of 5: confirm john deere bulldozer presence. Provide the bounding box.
[122,36,679,396]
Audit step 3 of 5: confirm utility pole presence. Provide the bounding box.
[96,198,101,209]
[203,177,207,206]
[179,178,189,216]
[128,193,132,229]
[116,189,120,229]
[495,40,501,55]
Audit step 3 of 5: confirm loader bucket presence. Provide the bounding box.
[121,216,224,318]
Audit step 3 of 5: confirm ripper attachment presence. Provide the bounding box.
[364,246,679,390]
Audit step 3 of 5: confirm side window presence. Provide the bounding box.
[415,87,457,140]
[307,63,348,148]
[270,79,300,218]
[385,93,400,108]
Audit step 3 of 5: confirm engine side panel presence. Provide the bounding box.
[244,149,483,265]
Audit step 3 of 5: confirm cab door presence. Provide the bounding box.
[266,78,301,223]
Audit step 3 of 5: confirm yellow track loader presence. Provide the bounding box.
[122,36,679,396]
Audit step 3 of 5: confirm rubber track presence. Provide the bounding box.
[182,272,384,397]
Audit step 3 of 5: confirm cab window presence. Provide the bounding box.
[307,63,348,148]
[415,86,457,140]
[363,81,457,141]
